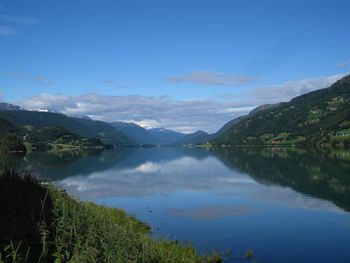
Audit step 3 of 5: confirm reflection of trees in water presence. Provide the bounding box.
[0,147,213,182]
[0,149,106,181]
[19,148,134,181]
[213,147,350,212]
[3,146,349,213]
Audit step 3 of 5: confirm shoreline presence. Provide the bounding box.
[0,170,223,263]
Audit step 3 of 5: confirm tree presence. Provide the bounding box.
[0,133,26,153]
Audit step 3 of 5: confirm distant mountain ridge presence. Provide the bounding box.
[212,74,350,146]
[5,88,340,148]
[148,128,184,144]
[25,125,107,150]
[0,103,22,111]
[111,122,157,144]
[111,122,185,145]
[0,117,108,152]
[173,130,209,145]
[0,104,188,146]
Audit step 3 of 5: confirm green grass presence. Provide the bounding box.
[274,136,306,145]
[330,136,350,142]
[340,120,350,128]
[306,112,327,120]
[337,128,350,134]
[51,143,81,151]
[0,170,221,263]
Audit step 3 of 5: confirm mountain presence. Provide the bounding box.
[0,118,26,153]
[247,103,280,116]
[173,103,280,146]
[0,117,23,138]
[75,115,92,120]
[212,103,280,139]
[211,115,248,138]
[148,128,184,144]
[33,108,58,113]
[0,110,133,146]
[212,74,350,146]
[25,125,107,150]
[0,116,109,151]
[0,103,22,111]
[111,123,186,145]
[111,122,157,144]
[173,130,209,145]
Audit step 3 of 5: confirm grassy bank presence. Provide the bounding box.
[0,170,222,263]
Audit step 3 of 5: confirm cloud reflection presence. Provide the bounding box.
[54,150,346,215]
[56,156,255,199]
[251,186,346,214]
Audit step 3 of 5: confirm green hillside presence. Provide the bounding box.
[0,110,133,146]
[212,75,350,146]
[25,125,107,150]
[0,116,109,152]
[173,130,209,145]
[0,103,22,111]
[174,103,280,146]
[111,122,159,144]
[0,118,26,153]
[0,117,23,138]
[148,128,184,144]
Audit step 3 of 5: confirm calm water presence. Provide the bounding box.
[3,147,350,262]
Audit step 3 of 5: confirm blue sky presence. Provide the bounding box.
[0,0,349,132]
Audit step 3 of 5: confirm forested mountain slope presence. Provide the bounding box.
[0,110,133,145]
[212,75,350,146]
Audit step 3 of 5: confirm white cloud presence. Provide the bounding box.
[251,186,345,214]
[167,70,260,86]
[217,73,348,104]
[247,73,347,103]
[14,73,348,133]
[133,119,161,130]
[55,155,256,199]
[16,94,255,133]
[54,151,345,215]
[129,162,160,174]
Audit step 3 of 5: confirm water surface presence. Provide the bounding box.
[4,147,350,263]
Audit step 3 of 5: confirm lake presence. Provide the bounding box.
[3,147,350,262]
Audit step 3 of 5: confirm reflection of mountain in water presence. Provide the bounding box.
[53,147,252,200]
[3,146,349,213]
[9,147,213,181]
[15,149,132,181]
[213,147,350,212]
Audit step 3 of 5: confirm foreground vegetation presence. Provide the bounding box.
[0,170,222,263]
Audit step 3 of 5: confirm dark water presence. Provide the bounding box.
[2,147,350,263]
